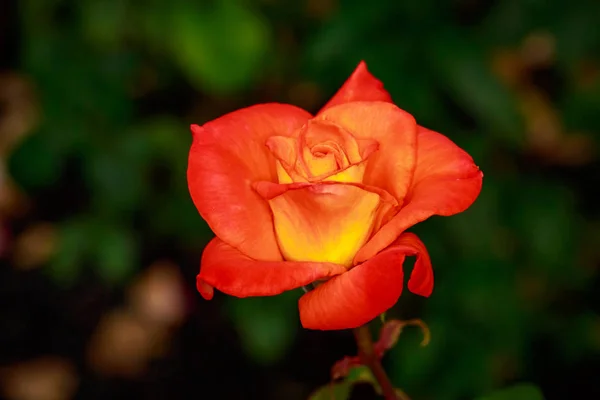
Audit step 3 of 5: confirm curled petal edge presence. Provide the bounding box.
[299,232,433,330]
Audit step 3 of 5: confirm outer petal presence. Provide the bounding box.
[316,102,418,204]
[398,233,433,297]
[299,233,432,330]
[197,238,347,299]
[187,104,311,261]
[254,181,397,267]
[319,61,393,113]
[355,126,483,264]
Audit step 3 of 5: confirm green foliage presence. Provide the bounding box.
[309,382,352,400]
[427,32,525,147]
[91,223,137,284]
[8,128,65,190]
[309,366,378,400]
[49,218,137,286]
[169,1,272,94]
[227,291,299,365]
[475,384,545,400]
[50,218,93,286]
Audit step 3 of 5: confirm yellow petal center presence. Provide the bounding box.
[261,119,387,266]
[267,184,391,267]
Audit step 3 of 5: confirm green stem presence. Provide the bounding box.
[352,325,402,400]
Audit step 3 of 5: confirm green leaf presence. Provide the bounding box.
[309,366,378,400]
[475,384,544,400]
[309,382,352,400]
[169,1,271,94]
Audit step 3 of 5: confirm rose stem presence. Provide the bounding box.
[352,325,403,400]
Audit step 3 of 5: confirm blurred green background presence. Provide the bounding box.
[1,0,599,399]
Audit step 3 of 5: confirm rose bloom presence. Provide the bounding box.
[188,62,482,330]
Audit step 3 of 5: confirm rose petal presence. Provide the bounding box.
[197,238,347,299]
[316,101,418,204]
[355,126,483,264]
[395,233,433,297]
[299,233,432,330]
[319,61,393,113]
[301,120,363,164]
[188,104,311,261]
[253,181,397,267]
[265,136,306,183]
[266,120,378,183]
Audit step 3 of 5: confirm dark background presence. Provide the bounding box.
[0,0,599,399]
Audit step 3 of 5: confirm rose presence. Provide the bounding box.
[188,62,483,330]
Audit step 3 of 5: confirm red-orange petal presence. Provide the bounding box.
[299,233,432,330]
[197,237,347,298]
[319,61,393,113]
[188,104,311,261]
[355,126,483,264]
[316,101,418,204]
[396,233,433,297]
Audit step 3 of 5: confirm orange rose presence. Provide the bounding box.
[188,62,482,330]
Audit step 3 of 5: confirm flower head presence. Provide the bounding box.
[188,61,483,330]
